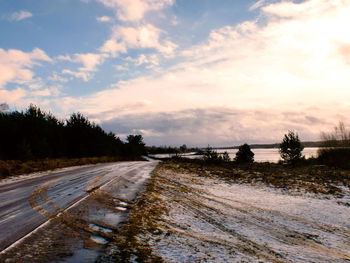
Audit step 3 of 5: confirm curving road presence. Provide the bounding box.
[0,160,157,253]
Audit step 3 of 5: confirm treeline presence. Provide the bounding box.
[147,144,200,155]
[0,105,145,161]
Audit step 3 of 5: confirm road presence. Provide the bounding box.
[0,160,157,254]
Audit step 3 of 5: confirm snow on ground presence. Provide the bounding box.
[146,166,350,263]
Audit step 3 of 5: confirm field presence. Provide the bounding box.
[99,160,350,262]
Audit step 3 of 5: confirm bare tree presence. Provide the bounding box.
[321,122,350,148]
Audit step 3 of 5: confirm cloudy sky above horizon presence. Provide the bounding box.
[1,0,350,146]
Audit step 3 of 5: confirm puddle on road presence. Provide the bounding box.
[90,235,108,245]
[104,212,123,225]
[89,223,113,233]
[64,248,99,263]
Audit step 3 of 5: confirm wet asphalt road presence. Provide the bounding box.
[0,161,155,252]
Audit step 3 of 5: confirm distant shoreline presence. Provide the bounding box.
[212,141,323,150]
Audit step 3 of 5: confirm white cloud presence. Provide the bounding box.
[128,54,160,66]
[100,24,177,57]
[0,48,51,88]
[62,69,91,82]
[56,55,73,61]
[10,10,33,21]
[97,16,112,22]
[115,64,128,71]
[74,53,106,71]
[48,72,69,83]
[61,53,106,81]
[99,39,127,57]
[54,0,350,145]
[136,54,148,66]
[0,88,27,104]
[97,0,174,22]
[249,0,266,11]
[31,86,61,97]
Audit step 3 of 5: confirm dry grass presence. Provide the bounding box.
[100,161,350,262]
[98,166,167,262]
[0,156,144,180]
[162,159,350,198]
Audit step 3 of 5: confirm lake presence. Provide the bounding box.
[215,147,319,163]
[151,147,320,163]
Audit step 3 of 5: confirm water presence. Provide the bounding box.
[216,147,319,163]
[64,248,99,263]
[151,147,319,163]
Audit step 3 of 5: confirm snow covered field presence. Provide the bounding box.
[121,163,350,263]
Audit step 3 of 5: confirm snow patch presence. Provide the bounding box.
[147,170,350,262]
[90,236,108,245]
[115,206,127,211]
[89,224,113,233]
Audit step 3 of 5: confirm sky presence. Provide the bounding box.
[1,0,350,147]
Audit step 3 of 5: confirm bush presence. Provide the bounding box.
[234,144,254,164]
[318,148,350,169]
[202,146,231,164]
[203,146,220,163]
[0,161,10,178]
[320,122,350,148]
[222,151,231,162]
[318,122,350,168]
[279,131,304,164]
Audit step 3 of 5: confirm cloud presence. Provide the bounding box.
[31,86,61,97]
[61,53,106,81]
[99,39,127,57]
[56,55,73,61]
[48,72,69,83]
[100,24,177,57]
[249,0,266,11]
[126,53,160,66]
[0,48,51,88]
[97,0,174,22]
[62,69,91,82]
[0,88,27,104]
[115,64,128,71]
[97,16,112,22]
[50,0,350,145]
[10,10,33,21]
[99,107,334,146]
[74,53,106,71]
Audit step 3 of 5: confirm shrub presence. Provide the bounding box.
[203,146,221,164]
[234,144,254,164]
[320,122,350,148]
[318,122,350,168]
[318,148,350,169]
[222,151,231,162]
